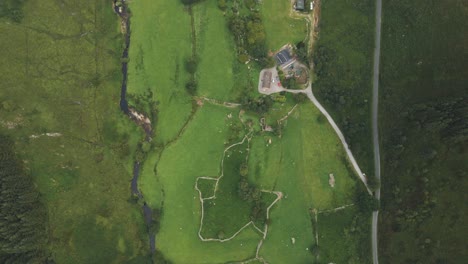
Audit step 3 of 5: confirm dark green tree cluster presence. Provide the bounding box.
[152,249,172,264]
[354,191,379,213]
[238,178,267,223]
[241,95,273,115]
[0,0,28,23]
[184,56,199,96]
[407,97,468,144]
[180,0,202,6]
[295,41,309,66]
[237,165,268,224]
[0,135,47,263]
[278,71,301,90]
[226,6,273,67]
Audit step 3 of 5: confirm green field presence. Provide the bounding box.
[127,0,193,144]
[261,0,308,51]
[0,0,150,262]
[127,0,372,263]
[0,0,374,262]
[379,0,468,263]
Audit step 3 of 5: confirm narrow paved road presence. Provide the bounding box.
[371,0,383,263]
[258,72,372,194]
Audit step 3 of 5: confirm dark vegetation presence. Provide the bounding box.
[180,0,203,5]
[241,95,273,115]
[312,0,375,176]
[127,88,159,124]
[295,41,309,67]
[0,135,47,263]
[292,93,309,104]
[379,1,468,263]
[278,70,302,90]
[0,0,151,261]
[0,0,27,23]
[237,163,268,226]
[223,0,274,67]
[314,207,373,263]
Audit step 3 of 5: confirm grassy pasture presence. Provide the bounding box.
[193,1,237,101]
[153,104,260,263]
[128,0,371,263]
[127,0,194,144]
[249,102,362,263]
[0,0,150,262]
[260,0,308,51]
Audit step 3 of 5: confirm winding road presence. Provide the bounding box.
[258,69,372,194]
[371,0,383,263]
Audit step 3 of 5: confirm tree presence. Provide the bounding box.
[240,163,248,177]
[296,41,309,65]
[185,57,198,74]
[367,175,381,191]
[217,0,227,11]
[185,79,198,95]
[0,135,47,262]
[355,191,379,212]
[180,0,202,5]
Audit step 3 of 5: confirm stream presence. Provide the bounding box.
[113,0,155,253]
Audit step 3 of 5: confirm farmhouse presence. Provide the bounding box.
[275,49,294,67]
[295,0,305,11]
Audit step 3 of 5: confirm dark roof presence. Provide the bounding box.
[275,49,292,65]
[296,0,305,10]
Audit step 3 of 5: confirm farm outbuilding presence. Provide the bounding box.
[295,0,305,11]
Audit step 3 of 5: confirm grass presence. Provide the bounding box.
[153,104,260,263]
[131,1,371,258]
[378,1,468,263]
[196,178,216,199]
[193,1,237,101]
[260,0,308,51]
[201,141,252,238]
[0,0,150,262]
[250,102,364,263]
[250,103,357,210]
[127,0,194,144]
[317,208,372,263]
[312,0,375,176]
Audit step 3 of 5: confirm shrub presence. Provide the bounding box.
[185,57,198,74]
[217,0,227,11]
[185,79,198,95]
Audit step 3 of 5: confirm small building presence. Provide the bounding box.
[261,71,272,89]
[275,49,293,66]
[295,0,305,11]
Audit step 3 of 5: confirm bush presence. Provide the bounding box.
[185,79,198,95]
[185,57,198,74]
[217,0,227,11]
[366,175,380,191]
[242,95,273,114]
[180,0,201,5]
[355,191,379,212]
[316,114,326,124]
